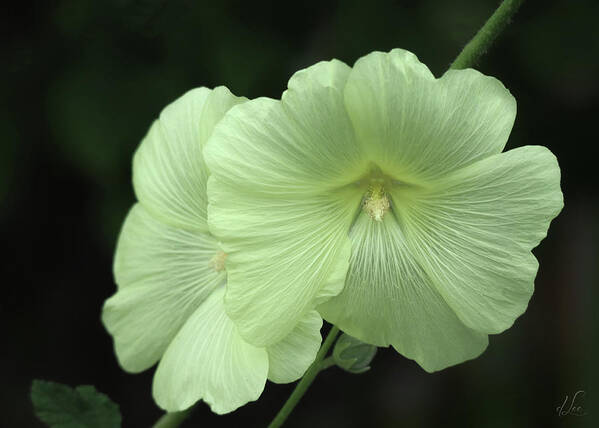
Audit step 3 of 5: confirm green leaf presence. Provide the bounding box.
[31,380,121,428]
[332,333,377,374]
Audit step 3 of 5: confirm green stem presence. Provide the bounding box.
[267,326,340,428]
[152,409,192,428]
[450,0,524,70]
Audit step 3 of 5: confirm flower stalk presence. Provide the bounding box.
[267,326,340,428]
[152,409,192,428]
[450,0,524,70]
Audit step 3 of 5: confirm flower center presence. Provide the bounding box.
[210,250,227,272]
[362,180,390,222]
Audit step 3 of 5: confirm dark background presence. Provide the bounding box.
[2,0,598,427]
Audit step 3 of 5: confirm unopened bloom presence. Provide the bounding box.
[205,49,563,370]
[102,87,322,414]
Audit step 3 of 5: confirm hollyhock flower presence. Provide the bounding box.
[204,49,563,371]
[102,87,322,414]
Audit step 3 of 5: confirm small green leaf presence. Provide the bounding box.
[31,380,121,428]
[332,333,377,374]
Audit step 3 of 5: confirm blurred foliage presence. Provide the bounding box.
[2,0,598,427]
[31,380,121,428]
[0,111,17,205]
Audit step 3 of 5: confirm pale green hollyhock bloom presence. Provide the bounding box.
[102,87,323,414]
[204,49,563,371]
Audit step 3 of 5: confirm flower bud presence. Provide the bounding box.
[332,333,377,374]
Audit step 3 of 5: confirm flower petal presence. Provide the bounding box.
[319,212,488,372]
[344,49,516,183]
[205,60,364,346]
[266,310,323,383]
[152,287,268,414]
[205,60,366,195]
[102,204,225,372]
[208,185,358,347]
[397,146,563,334]
[133,87,246,232]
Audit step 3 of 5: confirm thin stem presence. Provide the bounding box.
[450,0,524,70]
[152,409,192,428]
[267,326,340,428]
